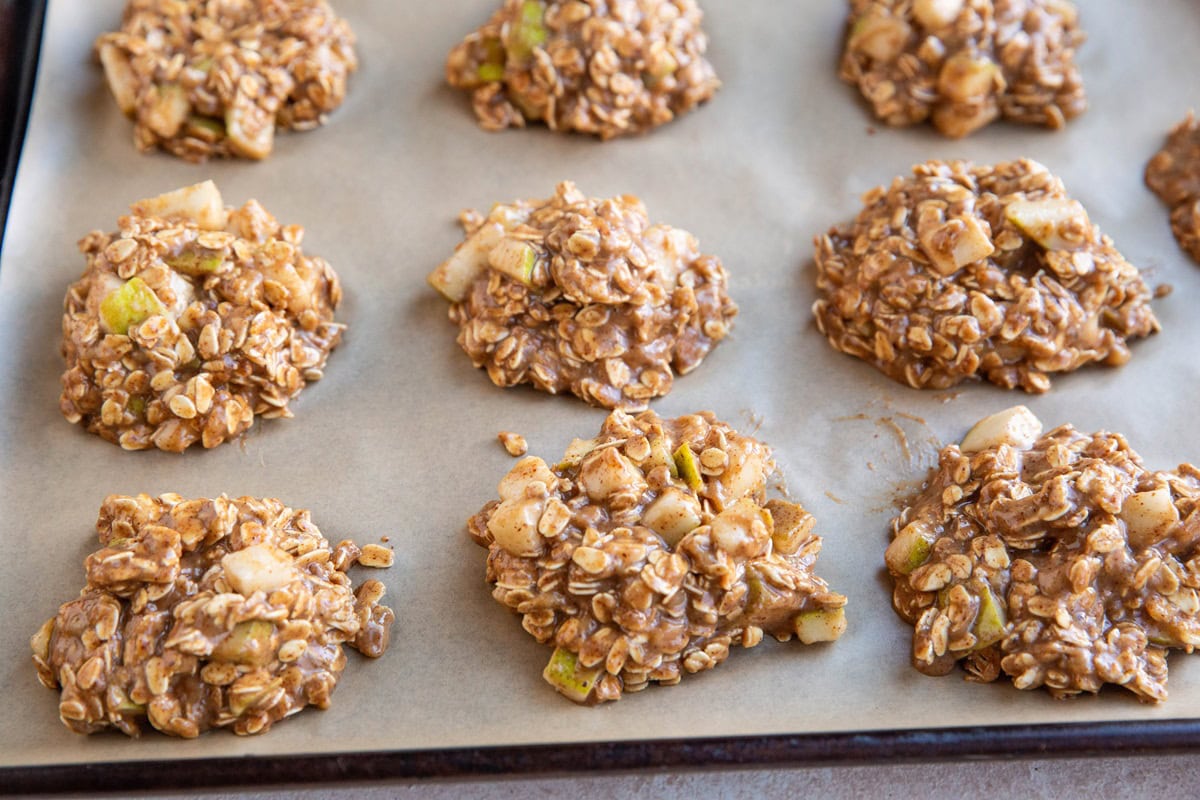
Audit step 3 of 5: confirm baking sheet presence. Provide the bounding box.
[3,0,1200,771]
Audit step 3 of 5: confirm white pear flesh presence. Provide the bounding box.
[960,406,1043,453]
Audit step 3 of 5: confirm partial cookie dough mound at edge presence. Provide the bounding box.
[468,409,847,705]
[886,406,1200,703]
[813,159,1158,393]
[96,0,358,161]
[31,494,395,737]
[445,0,720,139]
[428,181,737,409]
[1145,112,1200,264]
[840,0,1086,138]
[60,181,344,452]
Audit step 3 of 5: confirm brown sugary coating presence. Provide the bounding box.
[446,0,719,138]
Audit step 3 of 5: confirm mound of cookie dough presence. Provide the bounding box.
[813,159,1158,393]
[31,494,394,737]
[446,0,719,139]
[61,181,344,452]
[840,0,1086,138]
[468,409,847,705]
[428,181,736,409]
[96,0,357,161]
[1145,112,1200,264]
[887,406,1200,702]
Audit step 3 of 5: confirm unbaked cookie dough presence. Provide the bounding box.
[96,0,357,161]
[468,409,847,705]
[813,159,1158,392]
[840,0,1086,138]
[1145,112,1200,264]
[446,0,719,138]
[61,181,344,452]
[887,406,1200,702]
[428,181,737,409]
[32,494,394,737]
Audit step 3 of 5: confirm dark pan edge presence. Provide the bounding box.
[5,718,1200,795]
[0,0,47,255]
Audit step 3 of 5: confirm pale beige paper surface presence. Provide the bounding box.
[3,0,1200,769]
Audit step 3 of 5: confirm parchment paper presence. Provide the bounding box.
[3,0,1200,769]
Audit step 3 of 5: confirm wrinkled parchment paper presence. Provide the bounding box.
[3,0,1200,769]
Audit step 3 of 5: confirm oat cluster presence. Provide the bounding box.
[32,494,394,737]
[1145,113,1200,264]
[446,0,719,139]
[429,181,737,409]
[840,0,1086,138]
[813,159,1158,393]
[96,0,357,161]
[888,411,1200,702]
[60,182,344,452]
[469,410,847,705]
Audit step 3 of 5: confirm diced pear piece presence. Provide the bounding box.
[477,62,505,82]
[111,689,147,715]
[487,497,546,557]
[146,83,190,138]
[185,115,225,142]
[971,581,1007,649]
[543,647,602,703]
[99,277,167,335]
[1121,488,1180,551]
[719,444,768,503]
[673,442,703,493]
[131,180,227,231]
[221,544,297,596]
[1004,198,1090,251]
[885,521,934,575]
[498,456,556,502]
[644,437,678,477]
[98,43,138,115]
[643,487,703,546]
[579,447,646,501]
[211,620,276,666]
[794,607,847,644]
[765,499,815,556]
[507,0,548,63]
[225,101,274,160]
[428,222,505,302]
[960,405,1042,453]
[913,0,964,29]
[937,53,1001,103]
[166,248,224,275]
[555,438,598,471]
[710,498,769,555]
[919,215,995,276]
[848,16,911,62]
[488,238,538,286]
